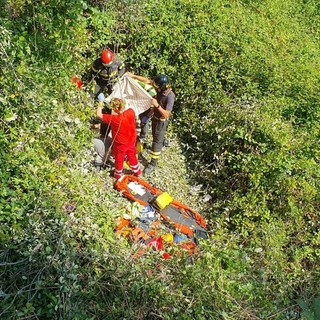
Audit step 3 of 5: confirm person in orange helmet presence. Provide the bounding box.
[90,49,126,147]
[91,48,125,98]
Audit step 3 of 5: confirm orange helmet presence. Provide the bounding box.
[101,49,114,65]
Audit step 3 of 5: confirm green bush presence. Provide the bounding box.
[1,0,320,319]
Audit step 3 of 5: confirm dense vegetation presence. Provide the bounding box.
[1,0,320,319]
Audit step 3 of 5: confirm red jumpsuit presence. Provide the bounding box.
[102,108,141,179]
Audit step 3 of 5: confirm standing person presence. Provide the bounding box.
[96,98,141,179]
[91,49,126,98]
[127,73,176,175]
[91,49,126,161]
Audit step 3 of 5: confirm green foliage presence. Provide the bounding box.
[297,296,320,320]
[1,0,320,319]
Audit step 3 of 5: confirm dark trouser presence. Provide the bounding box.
[139,109,151,140]
[150,118,168,165]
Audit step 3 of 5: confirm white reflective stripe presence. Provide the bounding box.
[132,167,141,174]
[130,163,140,173]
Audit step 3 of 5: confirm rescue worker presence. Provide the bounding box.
[96,97,141,179]
[91,49,126,97]
[91,49,126,164]
[127,73,176,175]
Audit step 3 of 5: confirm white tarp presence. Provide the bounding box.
[105,73,152,115]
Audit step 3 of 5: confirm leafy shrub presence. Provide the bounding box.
[1,0,320,319]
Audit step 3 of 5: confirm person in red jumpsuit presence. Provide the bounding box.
[96,98,141,179]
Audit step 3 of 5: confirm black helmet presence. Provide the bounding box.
[153,74,169,91]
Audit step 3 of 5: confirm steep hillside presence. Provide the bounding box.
[1,0,320,319]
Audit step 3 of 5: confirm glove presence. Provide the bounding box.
[141,115,149,124]
[97,92,105,102]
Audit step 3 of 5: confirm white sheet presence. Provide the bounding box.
[105,73,152,115]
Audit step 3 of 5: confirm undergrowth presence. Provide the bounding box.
[1,0,320,319]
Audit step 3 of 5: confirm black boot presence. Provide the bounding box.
[93,161,105,171]
[143,159,157,175]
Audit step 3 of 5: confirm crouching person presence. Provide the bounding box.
[96,98,141,179]
[90,107,112,169]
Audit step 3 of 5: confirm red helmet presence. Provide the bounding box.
[101,49,114,65]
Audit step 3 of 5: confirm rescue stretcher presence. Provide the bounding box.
[114,175,208,252]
